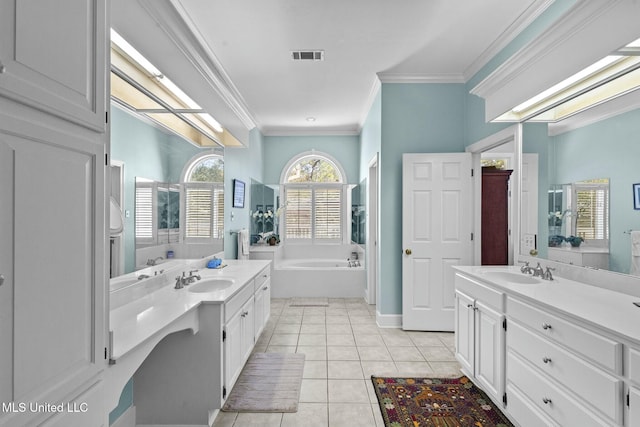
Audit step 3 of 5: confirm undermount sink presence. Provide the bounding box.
[483,271,540,284]
[188,278,235,293]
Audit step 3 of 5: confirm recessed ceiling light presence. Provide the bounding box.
[306,117,316,122]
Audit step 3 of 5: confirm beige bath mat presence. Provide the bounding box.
[289,297,329,307]
[222,352,305,412]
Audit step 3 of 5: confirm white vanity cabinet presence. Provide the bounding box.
[627,348,640,426]
[506,297,623,427]
[547,247,609,269]
[454,272,506,405]
[223,283,256,394]
[254,266,272,340]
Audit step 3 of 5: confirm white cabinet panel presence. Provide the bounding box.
[0,0,107,131]
[0,140,14,405]
[454,290,474,375]
[475,300,504,400]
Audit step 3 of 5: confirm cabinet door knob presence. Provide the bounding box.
[263,286,268,291]
[541,323,552,330]
[542,357,552,364]
[0,62,5,74]
[542,397,552,405]
[0,274,4,286]
[405,249,412,255]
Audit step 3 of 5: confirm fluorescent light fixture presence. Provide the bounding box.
[498,37,640,122]
[110,28,223,134]
[110,29,161,77]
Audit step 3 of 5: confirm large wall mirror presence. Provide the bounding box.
[250,178,280,244]
[522,105,640,275]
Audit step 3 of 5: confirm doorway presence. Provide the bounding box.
[367,154,379,306]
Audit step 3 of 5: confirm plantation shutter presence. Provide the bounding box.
[135,183,155,243]
[213,186,225,238]
[575,185,609,240]
[315,187,341,240]
[185,184,213,238]
[285,187,312,239]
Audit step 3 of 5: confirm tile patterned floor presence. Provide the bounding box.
[213,298,462,427]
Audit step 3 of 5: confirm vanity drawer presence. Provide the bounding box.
[507,352,612,427]
[508,321,622,422]
[454,272,504,311]
[507,297,621,373]
[505,383,558,427]
[225,280,255,323]
[254,266,270,293]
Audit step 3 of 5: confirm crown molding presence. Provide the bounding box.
[356,76,381,133]
[377,73,465,84]
[138,0,258,132]
[462,0,554,82]
[262,128,360,137]
[548,88,640,136]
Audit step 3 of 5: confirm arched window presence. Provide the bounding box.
[281,152,345,243]
[182,153,224,240]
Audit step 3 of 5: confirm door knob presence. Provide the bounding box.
[0,274,4,286]
[405,249,412,255]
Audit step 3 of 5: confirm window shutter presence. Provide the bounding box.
[314,188,341,239]
[285,188,312,239]
[575,185,609,240]
[135,184,154,242]
[185,184,213,238]
[213,186,225,238]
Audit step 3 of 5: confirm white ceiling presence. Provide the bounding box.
[112,0,548,138]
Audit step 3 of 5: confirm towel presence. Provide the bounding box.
[237,228,250,260]
[631,231,640,276]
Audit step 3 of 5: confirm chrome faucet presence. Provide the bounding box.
[541,266,555,281]
[532,262,545,277]
[147,256,164,266]
[520,261,534,274]
[185,270,201,284]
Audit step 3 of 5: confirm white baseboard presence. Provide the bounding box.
[111,406,135,427]
[376,311,402,328]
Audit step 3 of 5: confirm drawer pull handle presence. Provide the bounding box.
[263,286,268,291]
[542,397,552,405]
[542,357,552,364]
[541,323,552,330]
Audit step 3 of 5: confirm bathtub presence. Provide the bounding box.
[271,257,366,298]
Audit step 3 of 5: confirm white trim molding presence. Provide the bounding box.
[376,311,402,329]
[471,1,640,122]
[377,73,465,84]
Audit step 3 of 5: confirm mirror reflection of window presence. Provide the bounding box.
[183,154,224,240]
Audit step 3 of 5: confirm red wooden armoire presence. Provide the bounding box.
[481,168,513,265]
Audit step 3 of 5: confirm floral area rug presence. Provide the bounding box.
[371,376,514,427]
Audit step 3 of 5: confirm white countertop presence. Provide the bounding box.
[109,259,270,360]
[548,245,609,254]
[454,265,640,345]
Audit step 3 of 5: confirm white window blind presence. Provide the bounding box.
[315,188,341,240]
[285,188,312,239]
[184,183,224,239]
[575,185,609,240]
[135,184,154,242]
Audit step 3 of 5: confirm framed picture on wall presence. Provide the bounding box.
[233,179,246,208]
[634,183,640,210]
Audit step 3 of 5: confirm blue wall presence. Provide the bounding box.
[551,109,640,274]
[359,90,382,180]
[379,83,467,314]
[224,128,265,259]
[262,134,360,185]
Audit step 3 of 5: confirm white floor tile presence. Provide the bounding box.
[327,346,359,361]
[281,403,329,427]
[300,379,328,403]
[328,361,364,379]
[328,403,377,427]
[327,380,370,403]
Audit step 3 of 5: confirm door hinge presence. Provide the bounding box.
[471,232,474,241]
[628,390,630,407]
[503,393,507,405]
[471,168,474,177]
[223,386,227,399]
[105,153,108,166]
[104,347,107,360]
[105,111,109,124]
[222,330,226,342]
[503,319,507,331]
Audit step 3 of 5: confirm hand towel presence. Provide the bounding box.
[631,231,640,276]
[237,228,250,260]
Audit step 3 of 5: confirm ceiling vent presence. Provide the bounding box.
[291,50,324,61]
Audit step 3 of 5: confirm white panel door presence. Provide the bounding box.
[402,153,473,331]
[521,154,539,255]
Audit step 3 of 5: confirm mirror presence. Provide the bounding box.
[250,179,280,244]
[523,105,639,275]
[351,179,366,245]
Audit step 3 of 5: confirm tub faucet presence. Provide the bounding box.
[147,257,164,266]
